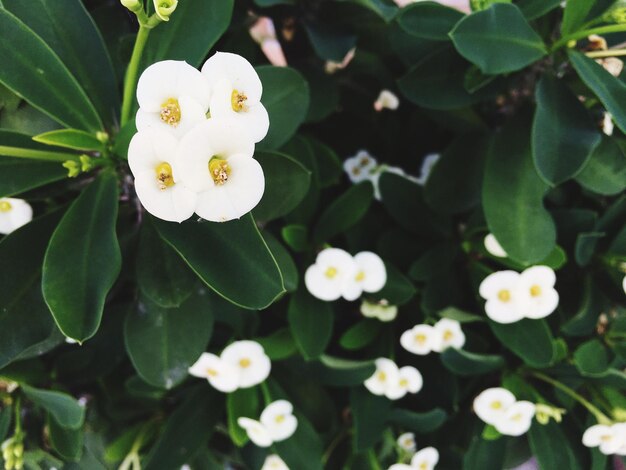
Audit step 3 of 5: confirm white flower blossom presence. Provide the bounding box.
[128,129,197,222]
[343,251,387,301]
[394,0,470,12]
[410,447,439,470]
[493,401,535,436]
[397,432,416,453]
[237,417,273,447]
[364,358,421,400]
[136,60,210,139]
[238,400,298,448]
[484,233,507,258]
[473,387,517,426]
[515,266,559,320]
[374,90,400,111]
[400,324,438,355]
[360,299,398,322]
[583,423,626,455]
[261,454,289,470]
[432,318,465,352]
[344,150,378,184]
[187,352,239,393]
[0,198,32,235]
[385,366,423,400]
[201,52,269,143]
[175,119,263,222]
[305,248,358,301]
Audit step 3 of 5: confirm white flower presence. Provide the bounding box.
[128,130,197,222]
[360,299,398,322]
[400,324,438,355]
[0,198,32,235]
[237,417,273,447]
[304,248,358,301]
[343,251,387,301]
[516,266,559,320]
[432,318,465,352]
[473,387,517,426]
[583,423,626,455]
[344,150,378,184]
[623,275,626,294]
[598,57,624,77]
[136,60,210,139]
[603,112,614,136]
[484,233,507,258]
[374,90,400,111]
[410,447,439,470]
[325,48,355,74]
[388,465,412,470]
[397,432,416,453]
[493,401,535,436]
[175,119,263,222]
[201,52,269,143]
[260,400,298,442]
[410,153,440,186]
[386,366,423,400]
[188,352,239,393]
[478,270,525,324]
[364,357,399,396]
[394,0,470,12]
[220,340,271,388]
[261,454,289,470]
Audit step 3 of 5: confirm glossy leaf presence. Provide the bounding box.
[441,348,505,376]
[153,214,285,310]
[262,231,299,293]
[576,137,626,196]
[0,150,66,199]
[398,1,464,40]
[33,129,105,152]
[0,129,79,163]
[388,408,447,434]
[518,0,562,19]
[340,320,380,350]
[255,328,298,360]
[528,422,583,470]
[489,319,556,367]
[463,433,507,470]
[274,412,324,470]
[450,4,546,74]
[48,414,83,461]
[22,385,85,429]
[288,289,334,360]
[573,339,610,377]
[42,171,121,342]
[561,0,614,34]
[351,387,392,452]
[227,387,259,447]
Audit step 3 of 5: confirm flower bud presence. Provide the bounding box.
[153,0,178,22]
[79,155,93,172]
[62,160,80,178]
[120,0,143,13]
[12,443,22,458]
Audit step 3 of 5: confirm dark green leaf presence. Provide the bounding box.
[387,408,447,434]
[561,0,614,34]
[227,388,259,447]
[438,307,485,323]
[274,413,324,470]
[48,414,83,461]
[576,137,626,196]
[562,278,608,337]
[306,137,342,188]
[398,1,464,40]
[288,289,334,360]
[22,385,85,429]
[42,171,121,342]
[0,129,79,164]
[528,422,582,470]
[262,231,299,293]
[489,319,556,367]
[441,348,505,376]
[281,224,308,252]
[518,0,562,19]
[303,356,376,387]
[376,263,416,305]
[573,339,610,377]
[303,22,357,62]
[463,434,507,470]
[340,320,380,350]
[351,387,392,452]
[255,328,298,360]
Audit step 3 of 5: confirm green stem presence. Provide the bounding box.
[13,395,21,434]
[552,24,626,52]
[120,24,151,127]
[586,48,626,58]
[322,428,350,464]
[530,371,612,425]
[366,449,382,470]
[260,382,272,406]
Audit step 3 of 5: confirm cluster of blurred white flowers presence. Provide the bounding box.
[473,388,536,436]
[360,299,398,322]
[388,446,439,470]
[364,358,423,400]
[583,422,626,455]
[305,248,387,301]
[188,340,270,392]
[238,400,298,448]
[0,198,32,235]
[400,318,465,355]
[128,52,269,222]
[479,266,559,324]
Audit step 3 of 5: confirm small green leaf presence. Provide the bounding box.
[255,328,298,360]
[489,319,556,367]
[576,137,626,196]
[528,422,583,470]
[351,387,392,452]
[0,129,80,163]
[463,433,507,470]
[562,277,607,337]
[33,129,104,152]
[281,224,309,252]
[306,137,342,188]
[48,414,83,461]
[22,385,85,429]
[573,339,611,377]
[227,388,259,447]
[398,1,464,40]
[441,348,505,376]
[376,263,417,305]
[288,289,334,360]
[42,171,121,342]
[561,0,614,34]
[450,4,546,74]
[303,22,357,62]
[387,408,447,434]
[340,320,380,350]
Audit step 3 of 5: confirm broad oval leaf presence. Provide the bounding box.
[398,1,464,40]
[288,289,334,360]
[22,385,85,429]
[47,414,83,462]
[124,290,214,389]
[0,9,102,131]
[532,76,601,185]
[0,158,66,199]
[387,408,447,434]
[489,319,556,367]
[450,4,546,74]
[441,348,505,376]
[153,214,285,310]
[42,170,121,342]
[576,137,626,196]
[227,387,260,447]
[573,339,611,377]
[528,422,583,470]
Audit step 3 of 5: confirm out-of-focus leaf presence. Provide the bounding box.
[398,2,464,40]
[288,289,333,360]
[576,137,626,196]
[22,385,85,429]
[441,348,505,376]
[489,319,556,367]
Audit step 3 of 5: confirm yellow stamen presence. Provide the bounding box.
[443,330,453,341]
[359,157,371,167]
[209,157,231,185]
[419,463,427,470]
[0,201,12,212]
[155,162,175,190]
[160,98,181,126]
[206,368,218,377]
[498,289,511,302]
[231,89,248,112]
[511,413,522,422]
[490,401,502,410]
[376,371,386,382]
[415,334,427,344]
[325,267,338,279]
[275,414,285,424]
[399,378,408,387]
[530,285,542,297]
[239,358,251,368]
[355,270,365,282]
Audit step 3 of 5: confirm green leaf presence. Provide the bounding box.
[562,278,607,337]
[22,385,85,429]
[576,137,626,196]
[398,1,464,40]
[144,386,222,470]
[33,129,104,152]
[0,9,102,131]
[313,182,374,244]
[257,66,310,150]
[387,408,447,434]
[532,76,601,185]
[569,50,626,135]
[153,215,284,310]
[438,307,485,323]
[561,0,615,34]
[0,209,63,369]
[255,328,298,360]
[351,387,392,452]
[463,434,507,470]
[227,387,259,447]
[303,22,357,62]
[0,408,11,442]
[303,356,376,387]
[42,171,121,342]
[483,114,556,264]
[48,414,83,461]
[0,129,80,163]
[518,0,562,19]
[262,231,299,293]
[340,320,380,350]
[254,151,311,222]
[3,0,119,127]
[441,348,505,376]
[450,4,546,74]
[136,220,195,308]
[124,290,214,389]
[335,0,398,22]
[288,289,334,360]
[573,339,610,377]
[376,263,417,305]
[274,413,324,470]
[528,422,582,470]
[489,319,556,367]
[0,158,66,199]
[306,137,342,188]
[281,224,309,252]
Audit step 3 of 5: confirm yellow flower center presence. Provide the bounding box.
[155,162,175,190]
[376,371,386,382]
[511,413,522,422]
[209,157,231,185]
[239,358,251,368]
[403,438,413,447]
[231,89,248,112]
[206,368,218,377]
[443,330,454,341]
[160,97,181,126]
[352,167,361,176]
[275,414,285,424]
[355,270,365,282]
[399,378,408,388]
[325,267,338,279]
[415,334,427,345]
[419,463,428,470]
[0,201,12,212]
[359,157,371,167]
[530,285,542,297]
[490,400,502,410]
[497,289,511,302]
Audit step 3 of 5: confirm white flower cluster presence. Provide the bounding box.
[388,447,439,470]
[261,454,289,470]
[400,318,465,355]
[128,52,269,222]
[364,358,423,400]
[305,248,386,301]
[360,299,398,322]
[478,266,559,324]
[0,198,32,235]
[238,400,298,448]
[188,340,270,392]
[473,388,536,436]
[583,423,626,456]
